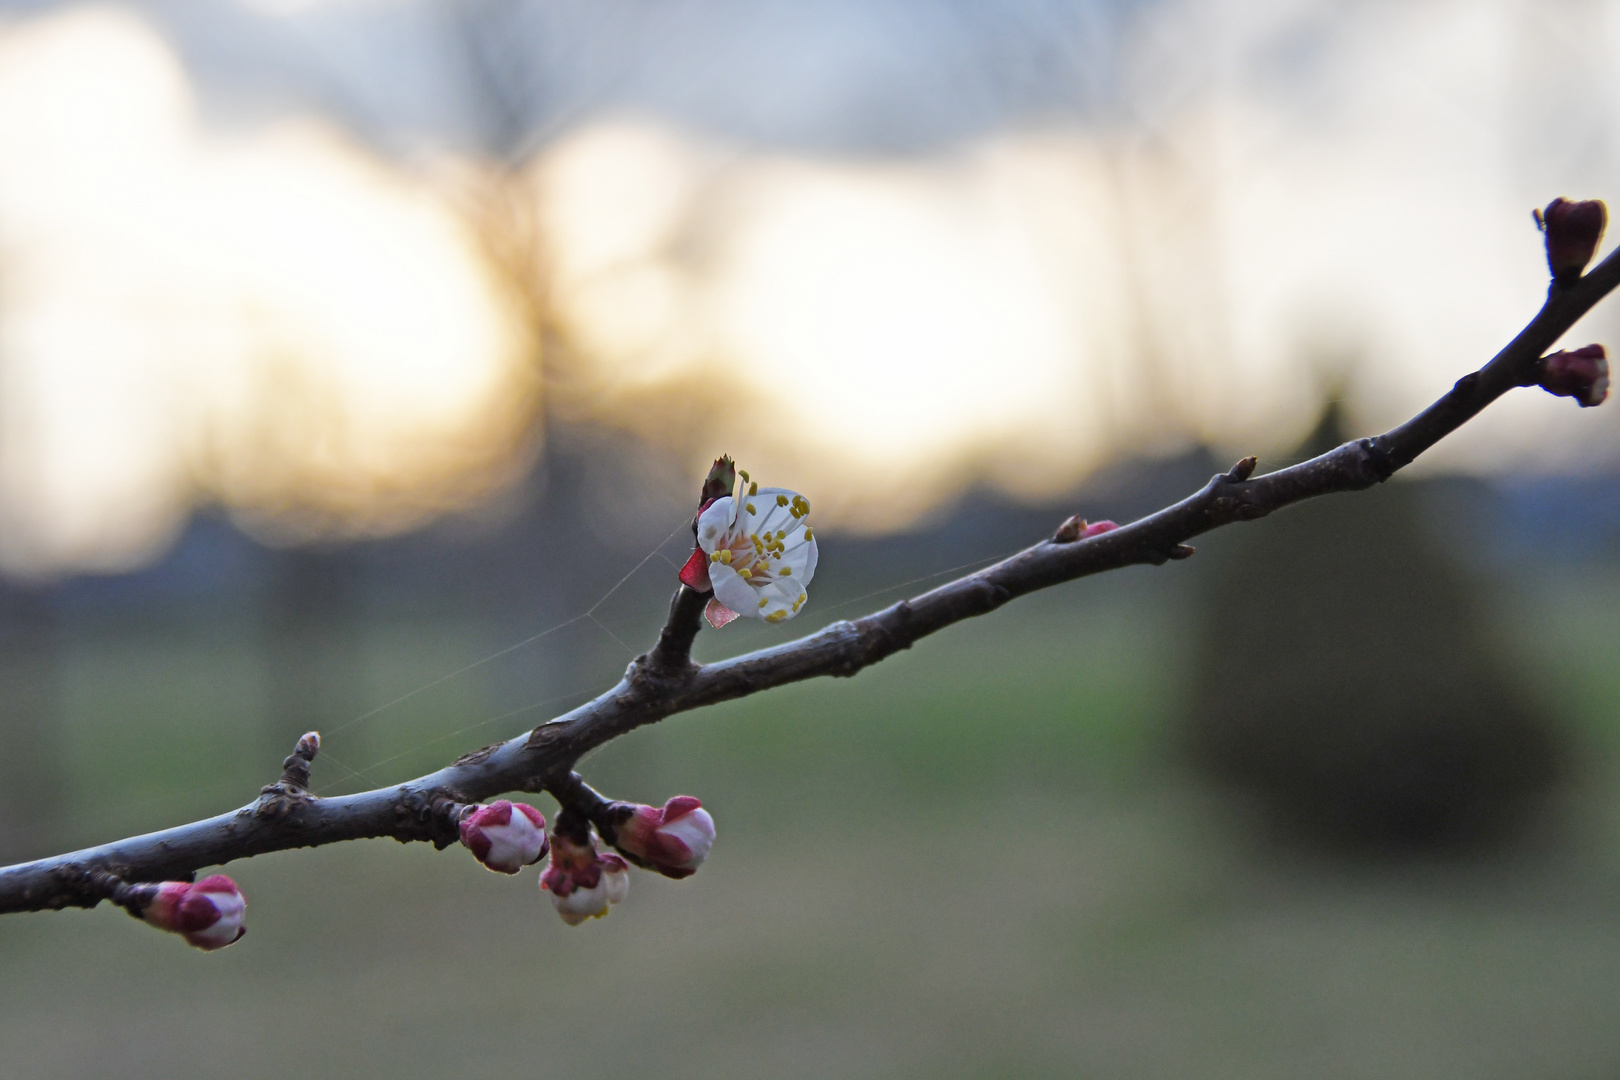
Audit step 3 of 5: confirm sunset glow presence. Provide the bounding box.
[0,2,1616,570]
[0,8,530,573]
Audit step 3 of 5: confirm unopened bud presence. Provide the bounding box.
[136,875,246,951]
[459,800,549,874]
[700,455,737,506]
[1538,344,1610,407]
[1537,198,1607,283]
[684,457,738,587]
[609,796,716,879]
[1054,517,1118,543]
[540,832,630,925]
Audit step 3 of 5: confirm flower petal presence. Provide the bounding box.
[745,488,797,534]
[602,856,631,904]
[708,563,756,618]
[747,578,806,623]
[776,534,817,584]
[550,880,610,925]
[697,497,738,551]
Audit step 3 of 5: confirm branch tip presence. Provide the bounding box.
[1226,456,1259,482]
[1540,198,1608,284]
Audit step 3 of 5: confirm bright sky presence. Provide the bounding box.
[531,0,1620,526]
[0,7,531,573]
[0,1,1617,569]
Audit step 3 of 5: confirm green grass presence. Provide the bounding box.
[9,563,1620,1078]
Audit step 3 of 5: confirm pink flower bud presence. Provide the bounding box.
[459,800,549,874]
[540,832,630,925]
[611,796,716,879]
[1538,344,1610,407]
[1538,198,1607,283]
[1053,517,1118,543]
[140,875,246,950]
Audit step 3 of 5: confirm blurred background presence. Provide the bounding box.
[3,0,1620,1076]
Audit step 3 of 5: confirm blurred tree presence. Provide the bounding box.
[1183,403,1565,853]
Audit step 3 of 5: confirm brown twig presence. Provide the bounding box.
[3,240,1618,915]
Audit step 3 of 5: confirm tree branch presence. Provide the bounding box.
[4,241,1618,915]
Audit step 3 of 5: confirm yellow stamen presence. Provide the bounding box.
[746,503,756,514]
[748,481,758,495]
[766,610,788,623]
[804,528,813,541]
[776,495,789,506]
[738,568,751,579]
[717,550,732,565]
[739,470,750,482]
[758,598,769,609]
[779,567,791,576]
[710,551,720,562]
[776,530,786,540]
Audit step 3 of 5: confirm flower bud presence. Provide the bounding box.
[700,455,736,506]
[1537,344,1610,407]
[1053,517,1118,543]
[540,832,630,925]
[459,800,549,874]
[680,457,738,590]
[1538,198,1607,283]
[138,875,246,950]
[609,796,716,879]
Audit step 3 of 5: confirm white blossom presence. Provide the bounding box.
[696,480,818,627]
